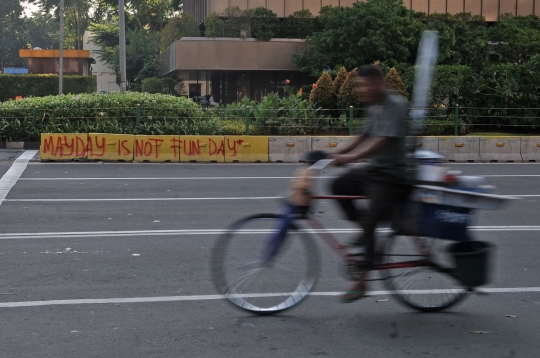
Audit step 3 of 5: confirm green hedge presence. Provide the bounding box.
[0,75,97,102]
[0,92,222,141]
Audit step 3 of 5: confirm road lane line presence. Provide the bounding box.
[3,196,282,202]
[0,150,38,206]
[18,174,540,181]
[3,194,538,202]
[19,177,294,180]
[0,226,540,240]
[0,287,539,308]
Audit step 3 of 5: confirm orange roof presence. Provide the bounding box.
[19,50,91,59]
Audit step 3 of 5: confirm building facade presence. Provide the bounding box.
[19,49,93,76]
[184,0,540,22]
[161,37,312,103]
[84,32,120,93]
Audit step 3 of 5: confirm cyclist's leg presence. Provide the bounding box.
[330,166,370,222]
[362,181,405,264]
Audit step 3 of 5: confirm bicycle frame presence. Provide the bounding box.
[272,194,432,274]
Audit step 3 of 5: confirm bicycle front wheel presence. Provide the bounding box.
[383,234,466,312]
[211,214,320,315]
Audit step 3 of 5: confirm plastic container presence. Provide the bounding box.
[448,241,494,287]
[418,203,471,241]
[414,150,448,182]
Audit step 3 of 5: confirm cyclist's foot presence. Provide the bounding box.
[346,233,367,246]
[346,235,367,247]
[340,289,366,303]
[339,273,368,303]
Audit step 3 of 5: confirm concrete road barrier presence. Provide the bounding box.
[134,135,180,163]
[224,136,268,162]
[439,137,481,162]
[88,133,134,161]
[416,136,439,152]
[480,137,522,162]
[180,136,225,162]
[269,137,311,162]
[311,136,356,153]
[520,137,540,162]
[40,133,88,161]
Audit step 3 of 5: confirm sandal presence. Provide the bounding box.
[339,288,366,303]
[346,234,367,247]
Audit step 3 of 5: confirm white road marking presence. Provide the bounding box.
[0,226,539,240]
[0,287,539,308]
[19,177,294,180]
[17,174,540,181]
[0,151,37,206]
[3,194,538,202]
[3,196,282,202]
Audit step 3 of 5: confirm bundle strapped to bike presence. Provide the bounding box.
[409,185,508,287]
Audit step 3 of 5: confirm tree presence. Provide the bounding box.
[417,13,489,69]
[24,12,59,50]
[0,0,29,69]
[384,67,408,97]
[489,14,540,64]
[293,0,425,76]
[88,21,160,88]
[415,13,455,65]
[204,12,225,37]
[221,6,250,38]
[445,13,489,69]
[280,9,318,39]
[337,68,361,109]
[333,66,348,97]
[248,7,279,41]
[142,77,162,93]
[159,13,200,52]
[35,0,94,50]
[430,65,476,108]
[309,71,336,109]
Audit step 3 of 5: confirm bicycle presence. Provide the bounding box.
[210,158,511,315]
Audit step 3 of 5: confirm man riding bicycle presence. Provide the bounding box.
[328,65,412,303]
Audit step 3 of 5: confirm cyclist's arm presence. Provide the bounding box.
[332,137,387,164]
[335,134,366,155]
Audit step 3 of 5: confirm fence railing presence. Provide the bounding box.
[1,105,540,142]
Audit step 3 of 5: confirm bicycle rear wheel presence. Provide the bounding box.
[382,234,466,312]
[211,214,320,315]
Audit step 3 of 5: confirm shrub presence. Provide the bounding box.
[385,67,408,98]
[0,75,96,102]
[333,67,348,97]
[309,72,336,109]
[141,78,163,94]
[214,92,332,135]
[422,118,470,136]
[337,68,361,109]
[0,92,220,141]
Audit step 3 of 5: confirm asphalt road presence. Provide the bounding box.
[0,152,539,357]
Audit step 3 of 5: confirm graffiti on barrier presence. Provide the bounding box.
[87,135,132,157]
[134,137,180,159]
[226,138,244,157]
[179,137,226,158]
[41,135,87,157]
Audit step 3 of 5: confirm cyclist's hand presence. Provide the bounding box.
[330,154,354,166]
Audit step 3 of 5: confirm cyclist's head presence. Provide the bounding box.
[357,65,385,104]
